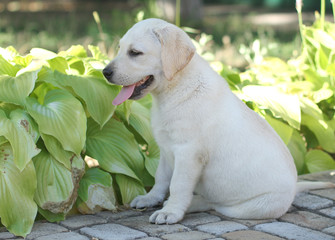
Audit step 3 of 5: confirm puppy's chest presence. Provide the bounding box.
[151,111,196,146]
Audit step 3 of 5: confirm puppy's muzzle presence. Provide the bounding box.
[103,66,113,82]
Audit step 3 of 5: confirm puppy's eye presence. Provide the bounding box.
[128,49,143,57]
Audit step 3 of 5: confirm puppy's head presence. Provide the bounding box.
[103,18,195,105]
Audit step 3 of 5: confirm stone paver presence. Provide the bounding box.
[80,223,148,240]
[279,210,335,230]
[311,188,335,200]
[161,230,215,240]
[34,232,89,240]
[254,222,335,240]
[293,192,334,210]
[222,230,285,240]
[180,212,221,227]
[1,170,335,240]
[60,214,107,229]
[196,221,248,235]
[26,222,68,240]
[320,207,335,218]
[116,215,190,237]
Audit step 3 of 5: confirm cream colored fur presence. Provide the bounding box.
[106,18,335,224]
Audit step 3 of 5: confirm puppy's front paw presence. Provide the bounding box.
[149,209,184,224]
[130,195,162,209]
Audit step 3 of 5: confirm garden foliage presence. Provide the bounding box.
[0,45,159,237]
[0,1,335,237]
[220,8,335,175]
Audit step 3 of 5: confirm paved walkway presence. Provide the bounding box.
[1,170,335,240]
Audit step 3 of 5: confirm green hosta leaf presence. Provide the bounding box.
[315,46,328,71]
[67,57,85,75]
[115,100,132,123]
[327,63,335,76]
[287,130,307,175]
[88,45,109,61]
[128,101,153,144]
[83,60,105,78]
[41,134,73,170]
[0,110,40,171]
[313,29,335,50]
[37,208,65,222]
[13,55,33,68]
[144,138,160,177]
[77,167,116,214]
[26,89,86,155]
[299,97,324,119]
[9,109,39,143]
[86,117,143,181]
[33,149,76,214]
[242,85,301,129]
[302,114,335,153]
[265,115,293,145]
[47,57,69,73]
[0,143,37,237]
[305,150,335,173]
[60,45,87,58]
[115,174,146,204]
[30,48,57,60]
[52,71,119,127]
[312,88,333,103]
[0,70,39,106]
[0,55,20,76]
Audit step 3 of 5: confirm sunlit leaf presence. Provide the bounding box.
[86,117,143,181]
[47,56,69,73]
[0,70,39,106]
[305,149,335,173]
[0,143,37,237]
[115,174,146,204]
[242,85,301,129]
[26,89,86,155]
[0,110,40,171]
[265,115,293,145]
[52,71,119,127]
[60,45,87,58]
[30,48,57,60]
[302,114,335,153]
[0,55,20,76]
[88,45,109,61]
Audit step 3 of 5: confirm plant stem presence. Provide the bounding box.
[93,11,107,54]
[321,0,325,29]
[332,0,335,23]
[296,0,305,48]
[175,0,181,27]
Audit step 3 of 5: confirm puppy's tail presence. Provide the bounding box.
[296,181,335,193]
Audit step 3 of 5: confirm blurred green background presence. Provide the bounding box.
[0,0,332,69]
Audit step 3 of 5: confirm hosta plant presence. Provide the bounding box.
[223,0,335,174]
[0,45,159,237]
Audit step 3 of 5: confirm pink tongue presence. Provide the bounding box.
[112,84,136,106]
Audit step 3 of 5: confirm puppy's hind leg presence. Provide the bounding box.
[187,194,212,213]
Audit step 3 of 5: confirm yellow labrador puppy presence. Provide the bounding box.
[103,18,334,224]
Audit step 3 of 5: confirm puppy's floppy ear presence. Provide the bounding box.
[153,25,196,80]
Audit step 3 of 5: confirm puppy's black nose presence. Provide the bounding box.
[103,67,113,80]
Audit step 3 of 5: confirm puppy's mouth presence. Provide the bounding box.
[112,75,154,106]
